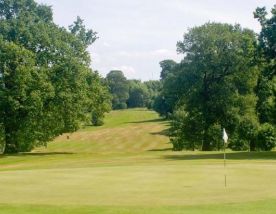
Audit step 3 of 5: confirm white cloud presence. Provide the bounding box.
[103,42,111,47]
[90,52,101,64]
[150,49,178,57]
[117,49,181,60]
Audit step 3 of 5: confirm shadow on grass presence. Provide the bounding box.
[148,148,172,152]
[127,118,167,124]
[151,127,170,137]
[163,151,276,160]
[0,152,75,158]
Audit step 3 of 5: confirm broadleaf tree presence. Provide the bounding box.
[167,23,259,151]
[0,0,110,153]
[254,6,276,126]
[127,80,149,108]
[106,70,129,109]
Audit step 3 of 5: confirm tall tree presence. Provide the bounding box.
[254,6,276,125]
[153,61,180,117]
[87,71,111,126]
[144,80,162,109]
[106,70,129,109]
[160,60,177,81]
[127,80,149,108]
[0,0,108,153]
[169,23,258,151]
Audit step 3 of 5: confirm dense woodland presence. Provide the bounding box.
[0,0,275,153]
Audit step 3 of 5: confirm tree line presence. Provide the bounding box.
[105,70,161,111]
[0,0,111,153]
[0,0,161,154]
[153,6,276,151]
[0,0,275,154]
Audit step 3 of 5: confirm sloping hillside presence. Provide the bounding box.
[37,109,170,153]
[1,109,276,214]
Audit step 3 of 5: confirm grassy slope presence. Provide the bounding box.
[0,109,276,214]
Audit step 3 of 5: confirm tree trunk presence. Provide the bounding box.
[202,143,211,151]
[202,130,211,151]
[3,128,18,154]
[4,145,18,154]
[201,71,211,151]
[249,140,256,152]
[4,139,18,154]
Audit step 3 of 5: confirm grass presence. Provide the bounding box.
[0,108,276,213]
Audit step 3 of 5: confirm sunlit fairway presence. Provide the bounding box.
[0,109,276,214]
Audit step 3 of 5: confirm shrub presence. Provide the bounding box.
[206,124,223,151]
[228,138,249,151]
[92,114,104,126]
[116,103,127,110]
[171,138,185,151]
[237,118,259,151]
[257,123,276,151]
[169,108,203,151]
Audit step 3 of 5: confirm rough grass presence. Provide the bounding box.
[0,108,276,214]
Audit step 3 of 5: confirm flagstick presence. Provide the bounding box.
[224,144,227,187]
[223,128,228,188]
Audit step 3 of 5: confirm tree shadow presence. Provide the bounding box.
[0,152,75,158]
[151,128,170,136]
[148,148,172,152]
[163,151,276,160]
[127,118,167,124]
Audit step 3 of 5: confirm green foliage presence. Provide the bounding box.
[170,108,225,151]
[257,123,276,151]
[153,60,180,117]
[69,16,98,47]
[127,80,149,108]
[206,123,224,151]
[256,73,276,124]
[0,38,52,153]
[169,108,200,151]
[165,23,259,151]
[0,0,110,153]
[106,70,129,110]
[254,6,276,61]
[0,123,4,153]
[160,59,177,80]
[153,95,171,118]
[228,118,258,151]
[254,6,276,126]
[238,117,259,151]
[87,72,111,126]
[105,74,161,110]
[229,138,249,151]
[144,80,162,109]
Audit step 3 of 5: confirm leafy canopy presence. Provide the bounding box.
[0,0,110,153]
[166,23,259,151]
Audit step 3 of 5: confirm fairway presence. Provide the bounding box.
[0,109,276,214]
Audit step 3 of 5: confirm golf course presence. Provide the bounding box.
[0,109,275,214]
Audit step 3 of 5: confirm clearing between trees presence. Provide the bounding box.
[0,109,275,214]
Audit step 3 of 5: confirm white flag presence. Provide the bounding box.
[223,128,228,144]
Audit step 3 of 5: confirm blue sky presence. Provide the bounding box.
[36,0,275,81]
